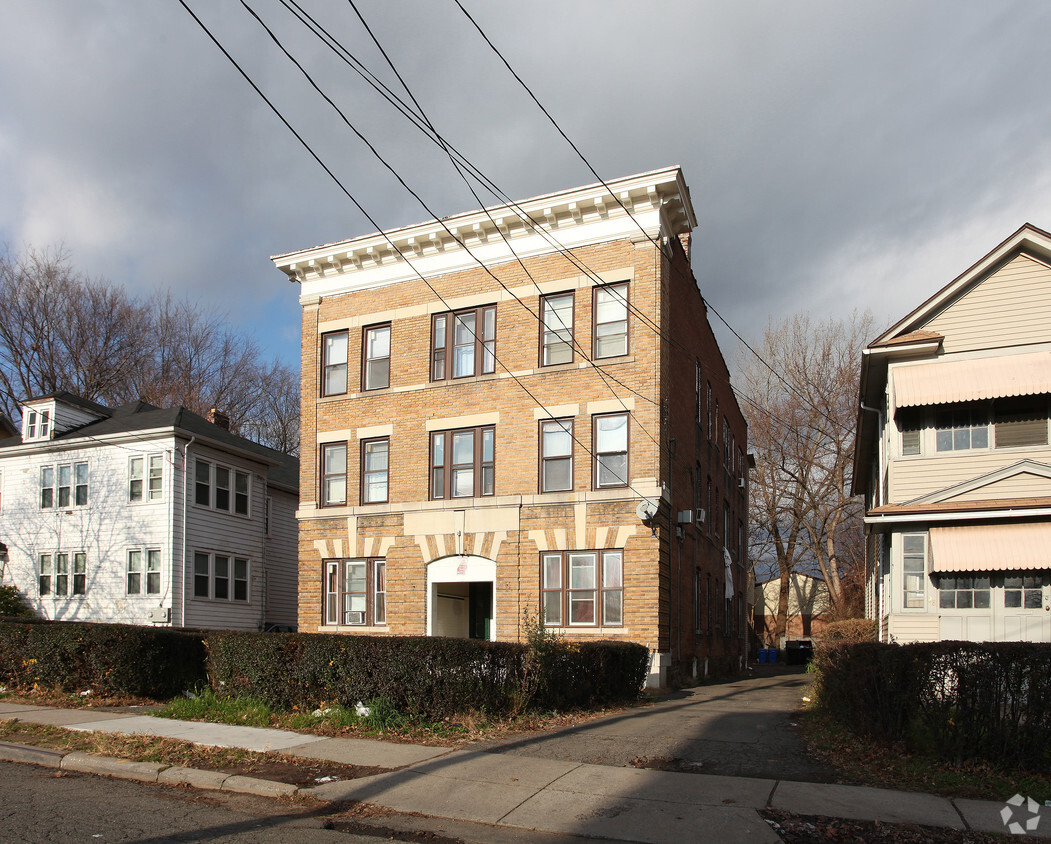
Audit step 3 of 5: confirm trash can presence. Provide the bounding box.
[766,647,777,664]
[757,648,768,664]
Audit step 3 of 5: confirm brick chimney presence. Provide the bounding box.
[207,408,230,431]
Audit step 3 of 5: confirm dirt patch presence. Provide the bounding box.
[761,810,1007,843]
[629,755,709,774]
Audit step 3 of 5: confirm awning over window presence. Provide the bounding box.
[929,523,1051,572]
[893,351,1051,409]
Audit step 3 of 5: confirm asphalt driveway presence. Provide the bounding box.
[475,664,836,783]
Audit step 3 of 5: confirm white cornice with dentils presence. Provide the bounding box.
[271,166,695,301]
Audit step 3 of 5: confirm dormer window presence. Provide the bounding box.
[24,408,51,440]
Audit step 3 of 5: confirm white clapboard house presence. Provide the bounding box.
[0,392,298,630]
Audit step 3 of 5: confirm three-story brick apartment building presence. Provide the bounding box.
[272,167,749,685]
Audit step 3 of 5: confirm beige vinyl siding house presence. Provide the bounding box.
[853,225,1051,644]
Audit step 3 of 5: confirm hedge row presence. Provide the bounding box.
[206,631,649,718]
[812,641,1051,769]
[0,619,207,699]
[0,620,648,718]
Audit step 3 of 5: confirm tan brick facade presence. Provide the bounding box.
[277,168,749,685]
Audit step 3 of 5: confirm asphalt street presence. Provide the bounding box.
[474,665,835,782]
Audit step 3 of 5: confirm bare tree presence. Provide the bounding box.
[738,311,873,639]
[0,246,299,455]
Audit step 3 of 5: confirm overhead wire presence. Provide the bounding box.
[179,0,652,496]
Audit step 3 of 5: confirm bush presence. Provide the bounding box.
[820,618,877,641]
[811,640,1051,769]
[0,585,35,618]
[206,630,647,719]
[0,620,207,698]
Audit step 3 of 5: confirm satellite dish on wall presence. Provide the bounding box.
[636,498,659,522]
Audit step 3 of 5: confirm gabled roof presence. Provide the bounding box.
[0,396,298,492]
[24,391,112,417]
[872,223,1051,345]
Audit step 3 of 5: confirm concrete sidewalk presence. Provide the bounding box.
[1,700,1048,842]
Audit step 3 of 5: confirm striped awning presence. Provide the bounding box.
[893,351,1051,408]
[929,523,1051,572]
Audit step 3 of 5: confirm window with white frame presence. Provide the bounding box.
[594,413,628,488]
[540,418,573,492]
[324,558,386,626]
[593,283,628,358]
[431,305,497,381]
[40,462,87,509]
[902,534,927,609]
[360,437,389,504]
[193,552,249,601]
[38,552,85,596]
[1004,574,1044,609]
[24,408,51,440]
[321,443,347,506]
[430,426,494,499]
[935,404,988,452]
[937,574,990,609]
[127,549,161,595]
[994,396,1049,449]
[194,459,249,515]
[541,550,623,627]
[541,292,574,366]
[130,454,164,502]
[322,330,349,396]
[362,323,391,391]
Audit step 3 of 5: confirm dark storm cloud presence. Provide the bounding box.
[2,1,1050,364]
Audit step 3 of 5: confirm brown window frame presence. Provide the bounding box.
[431,305,496,381]
[359,437,390,505]
[540,291,575,366]
[593,412,629,489]
[324,558,386,626]
[321,442,348,507]
[321,330,349,397]
[539,418,574,493]
[430,425,495,500]
[361,323,391,392]
[592,282,629,359]
[541,550,623,628]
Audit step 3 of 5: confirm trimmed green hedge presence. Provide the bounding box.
[0,620,207,698]
[0,619,648,718]
[812,641,1051,769]
[205,631,648,718]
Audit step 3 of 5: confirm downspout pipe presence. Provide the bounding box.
[180,436,195,629]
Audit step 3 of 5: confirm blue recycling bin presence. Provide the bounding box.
[757,648,768,664]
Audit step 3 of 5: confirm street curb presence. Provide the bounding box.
[0,741,65,768]
[61,751,167,783]
[1,740,308,800]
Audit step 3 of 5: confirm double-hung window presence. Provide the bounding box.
[431,305,496,380]
[324,558,386,626]
[127,549,161,596]
[430,426,494,499]
[131,455,164,502]
[321,443,347,506]
[593,283,628,358]
[594,413,628,488]
[39,552,85,596]
[902,534,927,608]
[540,293,574,366]
[540,419,573,492]
[360,437,389,504]
[541,550,623,627]
[362,324,391,391]
[935,404,988,451]
[194,459,249,514]
[24,409,50,440]
[40,462,87,509]
[994,397,1049,449]
[322,330,349,396]
[194,552,249,601]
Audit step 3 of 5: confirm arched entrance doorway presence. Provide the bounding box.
[426,555,496,641]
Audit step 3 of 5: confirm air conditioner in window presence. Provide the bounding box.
[149,607,171,624]
[347,611,365,625]
[677,509,694,525]
[695,508,706,525]
[738,476,747,489]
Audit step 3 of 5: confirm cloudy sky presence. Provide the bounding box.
[2,1,1050,370]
